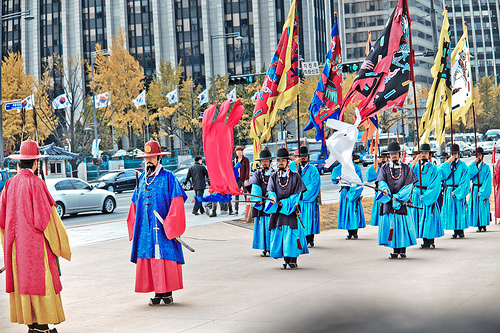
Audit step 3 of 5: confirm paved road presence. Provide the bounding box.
[61,156,485,228]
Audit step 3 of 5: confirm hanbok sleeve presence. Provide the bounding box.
[376,181,391,203]
[301,166,321,202]
[366,166,378,182]
[43,206,71,261]
[478,166,492,200]
[454,162,471,200]
[251,184,264,210]
[164,172,188,239]
[264,191,278,214]
[126,182,139,241]
[277,193,302,215]
[392,184,413,210]
[0,180,7,230]
[331,164,342,184]
[419,167,441,206]
[440,162,452,180]
[468,162,480,179]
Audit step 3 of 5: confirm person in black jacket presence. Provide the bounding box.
[183,156,209,215]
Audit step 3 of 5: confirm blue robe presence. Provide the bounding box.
[467,161,492,228]
[367,164,382,226]
[130,168,188,264]
[248,168,273,251]
[410,162,444,239]
[289,161,321,236]
[440,160,470,230]
[331,163,365,230]
[265,170,308,259]
[376,163,418,249]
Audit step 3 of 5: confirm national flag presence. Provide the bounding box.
[21,94,34,110]
[198,87,209,105]
[52,93,70,109]
[304,13,343,157]
[94,92,111,109]
[133,90,146,109]
[166,88,179,104]
[338,0,411,122]
[226,87,237,102]
[250,0,299,159]
[419,9,452,145]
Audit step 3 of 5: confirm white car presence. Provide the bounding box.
[479,141,495,154]
[46,178,117,218]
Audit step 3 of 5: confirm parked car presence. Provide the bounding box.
[0,169,13,192]
[479,140,496,154]
[46,178,116,218]
[89,170,140,193]
[176,157,206,171]
[309,152,329,175]
[174,168,193,190]
[359,154,374,167]
[445,141,472,156]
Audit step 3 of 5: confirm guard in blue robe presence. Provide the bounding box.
[127,140,188,306]
[366,150,387,227]
[289,146,321,247]
[265,148,308,270]
[376,142,418,259]
[437,152,450,208]
[440,144,470,238]
[409,143,444,249]
[467,147,492,232]
[331,154,365,239]
[248,148,274,256]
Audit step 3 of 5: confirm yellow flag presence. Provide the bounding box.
[419,10,452,145]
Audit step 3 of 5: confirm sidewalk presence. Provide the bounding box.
[2,218,500,332]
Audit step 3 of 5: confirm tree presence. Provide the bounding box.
[148,59,182,150]
[176,78,205,155]
[90,27,145,148]
[236,79,262,146]
[1,52,55,150]
[476,76,500,133]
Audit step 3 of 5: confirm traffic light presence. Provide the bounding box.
[229,73,265,85]
[342,62,361,73]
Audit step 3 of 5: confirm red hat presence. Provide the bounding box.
[9,140,48,160]
[136,140,170,157]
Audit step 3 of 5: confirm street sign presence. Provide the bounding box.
[5,102,22,111]
[302,61,320,76]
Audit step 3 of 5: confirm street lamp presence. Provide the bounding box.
[210,32,243,103]
[90,49,110,177]
[0,10,34,169]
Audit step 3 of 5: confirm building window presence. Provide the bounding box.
[127,0,156,82]
[2,0,22,56]
[82,0,108,71]
[50,162,63,175]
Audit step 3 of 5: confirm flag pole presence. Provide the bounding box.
[296,0,301,157]
[406,0,423,195]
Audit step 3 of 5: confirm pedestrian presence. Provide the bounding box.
[366,149,387,228]
[376,141,418,259]
[467,147,492,232]
[289,146,321,247]
[264,147,308,269]
[127,140,188,306]
[440,144,470,239]
[409,143,444,249]
[247,148,274,256]
[183,155,209,215]
[231,146,250,215]
[0,140,71,333]
[331,153,365,240]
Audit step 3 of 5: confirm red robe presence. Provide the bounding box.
[494,160,500,218]
[0,169,62,295]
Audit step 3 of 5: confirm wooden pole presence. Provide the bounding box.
[405,0,423,195]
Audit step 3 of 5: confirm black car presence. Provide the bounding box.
[90,170,140,193]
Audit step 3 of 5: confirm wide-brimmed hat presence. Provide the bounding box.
[297,145,310,156]
[378,149,388,157]
[386,142,402,154]
[440,152,450,158]
[136,140,170,157]
[451,143,460,153]
[476,146,485,155]
[276,147,292,159]
[255,148,274,161]
[9,140,48,160]
[420,143,435,153]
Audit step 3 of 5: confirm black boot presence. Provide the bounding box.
[282,257,291,269]
[389,248,399,259]
[420,238,430,249]
[458,229,465,238]
[288,257,298,269]
[306,235,314,247]
[161,291,173,305]
[353,229,359,239]
[346,230,353,240]
[430,238,435,249]
[399,247,407,259]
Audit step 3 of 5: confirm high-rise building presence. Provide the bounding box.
[445,0,500,84]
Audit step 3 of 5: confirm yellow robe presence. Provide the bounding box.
[1,206,71,325]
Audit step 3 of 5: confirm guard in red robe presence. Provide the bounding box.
[0,140,71,333]
[494,159,500,221]
[126,140,188,306]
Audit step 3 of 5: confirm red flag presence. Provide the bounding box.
[202,100,245,196]
[339,0,411,122]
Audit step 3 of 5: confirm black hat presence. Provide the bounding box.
[419,143,435,153]
[276,147,292,159]
[386,142,402,154]
[451,144,460,153]
[476,146,484,155]
[256,148,274,161]
[379,149,388,157]
[298,145,310,156]
[352,152,360,160]
[440,152,449,158]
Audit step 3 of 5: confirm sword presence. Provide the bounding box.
[153,210,195,252]
[0,266,4,274]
